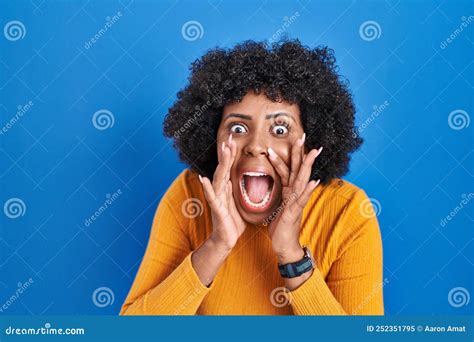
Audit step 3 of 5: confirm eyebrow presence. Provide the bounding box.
[223,112,296,123]
[265,112,296,123]
[223,113,252,121]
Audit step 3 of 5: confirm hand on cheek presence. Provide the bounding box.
[265,133,323,258]
[267,133,305,186]
[199,134,246,250]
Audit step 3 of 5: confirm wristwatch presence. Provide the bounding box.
[278,246,314,278]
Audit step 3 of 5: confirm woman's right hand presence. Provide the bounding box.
[199,134,246,251]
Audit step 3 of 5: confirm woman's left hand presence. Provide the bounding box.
[266,133,323,262]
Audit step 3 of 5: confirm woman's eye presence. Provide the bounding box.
[272,125,289,135]
[230,124,247,134]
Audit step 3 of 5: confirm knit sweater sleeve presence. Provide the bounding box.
[290,189,384,315]
[119,180,212,315]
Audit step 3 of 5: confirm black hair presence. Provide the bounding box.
[163,39,362,184]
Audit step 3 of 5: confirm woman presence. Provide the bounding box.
[120,39,384,315]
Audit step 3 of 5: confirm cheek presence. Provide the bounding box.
[274,142,292,164]
[232,140,246,162]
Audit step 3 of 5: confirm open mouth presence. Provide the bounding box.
[239,171,275,212]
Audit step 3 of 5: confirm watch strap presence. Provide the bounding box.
[278,247,314,278]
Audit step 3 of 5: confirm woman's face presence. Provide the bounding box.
[216,91,304,225]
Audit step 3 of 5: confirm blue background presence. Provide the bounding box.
[0,0,472,315]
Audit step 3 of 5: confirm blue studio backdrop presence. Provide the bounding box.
[0,0,473,316]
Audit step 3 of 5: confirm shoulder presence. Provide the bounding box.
[155,168,206,224]
[321,179,377,228]
[302,178,376,238]
[301,178,380,269]
[323,178,365,198]
[158,169,210,243]
[162,168,203,207]
[314,178,370,208]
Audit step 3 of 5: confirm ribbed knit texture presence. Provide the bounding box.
[120,169,384,315]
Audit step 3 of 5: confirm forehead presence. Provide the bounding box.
[223,91,300,118]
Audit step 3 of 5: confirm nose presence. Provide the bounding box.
[243,134,268,157]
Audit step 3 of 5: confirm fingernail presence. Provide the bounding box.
[312,179,321,188]
[296,133,306,146]
[198,175,203,183]
[267,147,277,161]
[228,134,232,144]
[316,146,323,156]
[222,142,226,152]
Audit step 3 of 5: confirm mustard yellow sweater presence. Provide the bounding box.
[120,169,384,315]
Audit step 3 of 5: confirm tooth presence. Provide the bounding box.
[244,172,267,177]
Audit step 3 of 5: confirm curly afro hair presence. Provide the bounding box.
[163,39,362,184]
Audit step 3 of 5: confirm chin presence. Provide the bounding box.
[235,201,281,226]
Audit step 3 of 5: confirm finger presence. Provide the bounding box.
[296,147,322,190]
[213,142,232,195]
[217,134,233,164]
[293,179,321,209]
[227,181,245,232]
[294,147,323,193]
[199,175,220,209]
[228,193,239,222]
[217,138,223,164]
[288,133,305,186]
[229,134,237,167]
[225,179,231,207]
[267,147,290,186]
[222,135,237,176]
[224,135,237,185]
